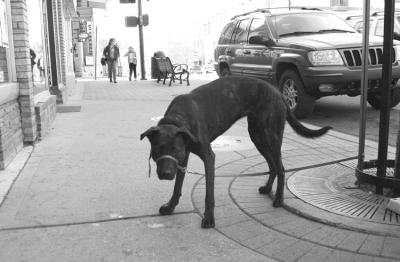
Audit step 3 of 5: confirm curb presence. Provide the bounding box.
[0,146,33,208]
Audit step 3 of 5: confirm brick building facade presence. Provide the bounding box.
[0,0,77,169]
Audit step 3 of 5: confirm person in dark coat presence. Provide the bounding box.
[30,49,36,82]
[103,38,120,83]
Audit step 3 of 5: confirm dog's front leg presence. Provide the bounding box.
[159,153,189,215]
[201,148,215,228]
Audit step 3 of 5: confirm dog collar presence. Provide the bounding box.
[156,155,187,174]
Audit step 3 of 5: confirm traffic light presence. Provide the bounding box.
[119,0,135,3]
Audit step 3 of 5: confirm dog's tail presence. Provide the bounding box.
[285,100,332,138]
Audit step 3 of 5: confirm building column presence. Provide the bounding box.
[10,0,37,143]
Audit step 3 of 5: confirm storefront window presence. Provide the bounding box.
[0,0,9,83]
[27,0,48,94]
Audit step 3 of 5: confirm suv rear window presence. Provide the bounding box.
[218,22,237,44]
[248,18,268,39]
[232,19,251,44]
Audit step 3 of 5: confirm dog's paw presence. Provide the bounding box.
[159,203,175,215]
[201,216,215,229]
[258,186,271,194]
[273,198,283,208]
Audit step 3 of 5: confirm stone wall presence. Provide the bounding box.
[34,93,57,139]
[0,100,23,169]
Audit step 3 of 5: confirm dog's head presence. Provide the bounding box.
[140,125,197,180]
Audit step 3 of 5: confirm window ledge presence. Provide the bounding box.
[0,83,19,105]
[34,90,52,104]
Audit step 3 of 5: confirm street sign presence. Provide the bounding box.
[125,16,138,27]
[142,14,149,26]
[119,0,135,3]
[79,33,89,39]
[87,0,106,9]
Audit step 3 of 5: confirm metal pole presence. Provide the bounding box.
[138,0,146,80]
[46,0,58,90]
[94,26,98,80]
[394,111,400,180]
[376,0,395,194]
[356,0,371,177]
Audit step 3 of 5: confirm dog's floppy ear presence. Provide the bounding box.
[176,127,198,143]
[140,126,160,140]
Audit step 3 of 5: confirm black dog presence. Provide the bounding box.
[141,76,331,228]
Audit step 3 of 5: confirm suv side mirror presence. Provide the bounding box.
[249,35,275,46]
[394,32,400,41]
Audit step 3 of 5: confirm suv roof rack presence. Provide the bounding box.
[230,6,323,20]
[371,10,400,16]
[230,8,270,20]
[345,10,400,19]
[345,15,362,20]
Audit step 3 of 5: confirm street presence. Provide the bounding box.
[305,95,400,147]
[195,72,400,147]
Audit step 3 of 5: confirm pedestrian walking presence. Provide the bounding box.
[103,38,120,83]
[37,56,45,82]
[124,46,137,81]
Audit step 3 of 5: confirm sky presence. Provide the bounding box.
[99,0,270,64]
[97,0,221,64]
[25,0,389,70]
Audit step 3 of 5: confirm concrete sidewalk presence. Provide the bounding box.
[0,77,398,261]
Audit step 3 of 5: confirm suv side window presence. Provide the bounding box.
[232,19,251,44]
[248,18,268,39]
[375,19,384,36]
[353,19,373,33]
[374,18,400,37]
[218,22,237,44]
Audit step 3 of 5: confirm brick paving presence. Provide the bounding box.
[88,78,400,261]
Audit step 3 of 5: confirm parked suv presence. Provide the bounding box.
[345,11,400,40]
[214,8,400,118]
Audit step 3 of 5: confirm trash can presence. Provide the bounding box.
[151,51,166,79]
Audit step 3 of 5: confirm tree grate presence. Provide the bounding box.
[287,163,400,225]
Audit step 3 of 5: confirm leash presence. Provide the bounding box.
[148,151,152,178]
[185,155,359,178]
[147,154,358,178]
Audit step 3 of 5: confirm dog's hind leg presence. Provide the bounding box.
[248,116,285,207]
[159,152,190,215]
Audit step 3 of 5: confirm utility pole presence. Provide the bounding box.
[138,0,146,80]
[122,0,148,80]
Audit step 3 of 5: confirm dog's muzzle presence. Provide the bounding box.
[155,155,186,180]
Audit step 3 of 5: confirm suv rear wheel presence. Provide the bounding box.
[367,88,400,109]
[279,69,316,119]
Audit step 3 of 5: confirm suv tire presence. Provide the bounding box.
[367,87,400,109]
[279,69,316,119]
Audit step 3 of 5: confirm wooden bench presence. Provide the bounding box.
[155,57,190,86]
